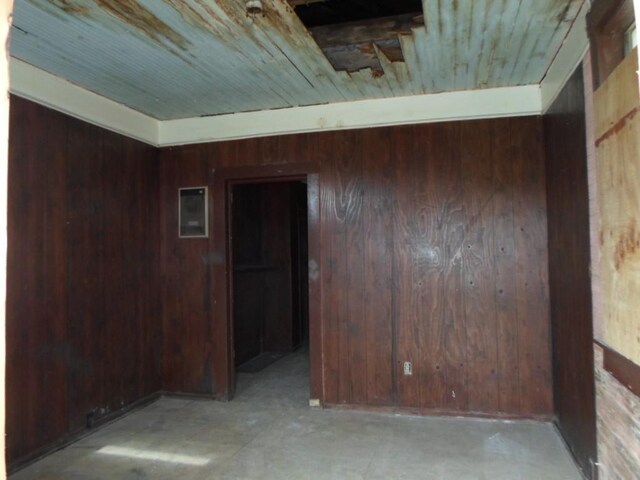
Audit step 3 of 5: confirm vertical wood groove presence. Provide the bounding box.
[7,96,161,468]
[158,118,552,417]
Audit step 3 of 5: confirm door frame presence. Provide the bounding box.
[212,163,322,402]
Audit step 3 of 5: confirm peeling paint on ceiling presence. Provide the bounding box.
[10,0,585,120]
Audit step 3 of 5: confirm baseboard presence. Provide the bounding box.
[160,391,223,401]
[322,402,553,422]
[8,392,161,475]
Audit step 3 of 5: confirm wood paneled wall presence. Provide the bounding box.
[160,117,553,417]
[6,96,161,468]
[544,66,598,479]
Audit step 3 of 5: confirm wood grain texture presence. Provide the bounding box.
[594,344,640,480]
[461,120,499,413]
[512,117,553,416]
[594,48,640,365]
[6,96,161,469]
[362,128,395,405]
[600,341,640,397]
[544,65,598,479]
[491,118,521,413]
[160,118,553,417]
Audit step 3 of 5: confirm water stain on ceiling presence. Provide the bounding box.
[293,0,425,75]
[11,0,585,120]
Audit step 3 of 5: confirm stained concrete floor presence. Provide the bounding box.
[13,350,582,480]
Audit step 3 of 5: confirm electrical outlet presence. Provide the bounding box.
[403,361,413,376]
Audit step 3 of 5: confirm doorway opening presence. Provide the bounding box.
[229,180,310,395]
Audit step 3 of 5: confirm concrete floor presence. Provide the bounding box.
[13,350,582,480]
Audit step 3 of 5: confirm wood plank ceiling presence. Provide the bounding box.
[10,0,585,120]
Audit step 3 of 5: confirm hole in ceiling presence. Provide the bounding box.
[290,0,424,75]
[292,0,423,28]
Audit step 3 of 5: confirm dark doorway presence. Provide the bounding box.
[230,181,310,382]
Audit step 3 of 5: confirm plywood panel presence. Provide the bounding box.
[362,128,395,405]
[544,65,598,479]
[491,118,521,413]
[393,125,431,408]
[594,48,640,364]
[512,117,553,416]
[160,118,553,418]
[416,123,451,410]
[160,148,214,394]
[460,120,499,412]
[6,96,161,468]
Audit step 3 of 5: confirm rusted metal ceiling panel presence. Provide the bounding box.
[10,0,585,120]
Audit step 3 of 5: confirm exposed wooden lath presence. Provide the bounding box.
[309,13,424,74]
[10,0,585,120]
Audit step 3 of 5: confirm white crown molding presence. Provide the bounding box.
[159,85,542,146]
[540,0,589,113]
[10,0,591,148]
[9,58,159,146]
[9,58,543,147]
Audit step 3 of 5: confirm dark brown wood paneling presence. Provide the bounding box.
[393,124,427,408]
[440,124,466,413]
[491,118,521,413]
[160,147,213,394]
[599,341,640,397]
[461,119,500,413]
[160,118,553,418]
[362,128,395,406]
[513,117,553,416]
[544,66,598,478]
[6,96,161,469]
